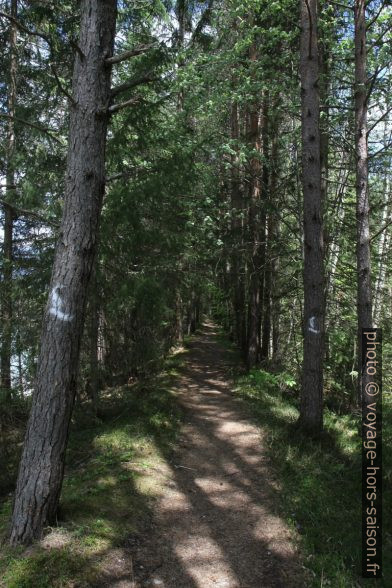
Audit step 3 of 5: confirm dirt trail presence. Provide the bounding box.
[107,324,304,588]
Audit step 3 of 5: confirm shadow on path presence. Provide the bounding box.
[109,323,305,588]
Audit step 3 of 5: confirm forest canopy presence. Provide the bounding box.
[0,0,391,584]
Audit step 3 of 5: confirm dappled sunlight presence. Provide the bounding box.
[131,325,304,587]
[0,326,304,587]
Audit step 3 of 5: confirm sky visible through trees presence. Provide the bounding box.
[0,0,391,585]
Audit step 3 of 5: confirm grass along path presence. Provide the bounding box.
[233,360,392,587]
[0,352,184,587]
[1,324,305,587]
[3,323,384,587]
[126,323,304,587]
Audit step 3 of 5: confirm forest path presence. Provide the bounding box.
[108,323,304,588]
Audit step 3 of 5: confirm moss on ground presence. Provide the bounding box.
[234,367,391,588]
[0,351,186,588]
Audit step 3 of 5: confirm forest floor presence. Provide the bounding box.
[2,323,389,587]
[117,322,305,588]
[0,322,304,588]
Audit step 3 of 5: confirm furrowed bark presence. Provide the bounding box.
[1,0,18,395]
[88,263,100,414]
[246,44,264,369]
[260,97,271,362]
[298,0,325,435]
[9,0,117,545]
[373,178,391,326]
[230,101,246,352]
[354,0,373,403]
[268,127,281,363]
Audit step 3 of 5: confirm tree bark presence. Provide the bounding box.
[260,97,271,362]
[9,0,117,545]
[265,121,280,363]
[174,289,184,344]
[1,0,18,395]
[88,262,100,413]
[230,100,246,352]
[354,0,372,403]
[298,0,325,435]
[373,177,391,326]
[176,0,186,111]
[260,216,271,362]
[246,45,264,369]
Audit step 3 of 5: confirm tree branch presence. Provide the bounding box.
[328,1,353,10]
[105,167,147,183]
[367,105,392,136]
[0,198,59,227]
[0,10,79,101]
[0,11,51,44]
[190,0,214,46]
[105,43,157,65]
[108,96,141,114]
[369,139,392,159]
[365,66,382,106]
[110,72,158,98]
[50,64,76,105]
[366,0,388,29]
[0,113,63,144]
[371,217,392,241]
[370,22,392,49]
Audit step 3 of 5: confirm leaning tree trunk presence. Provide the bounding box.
[9,0,117,545]
[298,0,325,435]
[354,0,372,403]
[1,0,18,395]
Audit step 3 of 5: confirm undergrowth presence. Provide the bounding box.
[234,367,391,588]
[0,351,185,588]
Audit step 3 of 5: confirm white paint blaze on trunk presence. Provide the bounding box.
[308,316,320,334]
[9,0,118,545]
[298,0,325,434]
[49,285,74,322]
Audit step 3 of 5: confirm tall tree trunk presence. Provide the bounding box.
[230,100,246,351]
[176,0,186,111]
[9,0,117,545]
[373,177,391,326]
[260,97,271,362]
[174,289,184,344]
[1,0,18,395]
[319,26,330,363]
[88,263,100,413]
[354,0,372,403]
[262,114,281,363]
[271,226,281,362]
[260,217,271,362]
[298,0,325,434]
[246,45,264,369]
[172,0,187,341]
[246,101,262,369]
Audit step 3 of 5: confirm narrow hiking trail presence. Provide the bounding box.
[108,324,304,588]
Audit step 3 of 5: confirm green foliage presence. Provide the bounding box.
[0,0,391,581]
[0,352,184,587]
[234,369,392,587]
